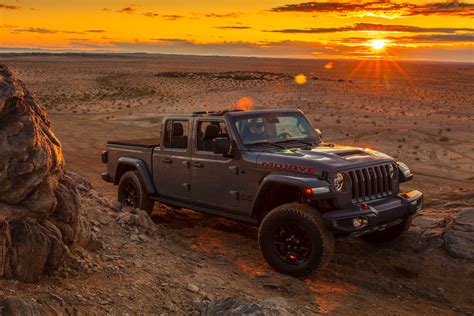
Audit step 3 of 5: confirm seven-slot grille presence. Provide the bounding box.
[348,164,393,203]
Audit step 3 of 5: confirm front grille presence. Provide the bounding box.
[348,164,393,203]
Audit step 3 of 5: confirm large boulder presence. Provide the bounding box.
[0,64,88,282]
[0,294,74,315]
[444,208,474,260]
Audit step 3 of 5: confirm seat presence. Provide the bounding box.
[172,122,187,149]
[202,124,219,151]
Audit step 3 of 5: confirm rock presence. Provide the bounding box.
[198,297,301,315]
[0,293,74,315]
[134,259,144,269]
[444,230,474,259]
[452,208,474,232]
[412,216,445,229]
[187,283,199,293]
[444,208,474,259]
[116,207,157,233]
[0,64,89,282]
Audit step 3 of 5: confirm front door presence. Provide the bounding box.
[190,119,239,212]
[154,118,191,201]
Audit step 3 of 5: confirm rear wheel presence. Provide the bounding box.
[258,203,334,277]
[118,170,154,214]
[360,215,412,244]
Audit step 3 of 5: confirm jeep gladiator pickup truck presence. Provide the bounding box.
[102,109,423,276]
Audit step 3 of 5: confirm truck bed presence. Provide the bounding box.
[107,138,160,148]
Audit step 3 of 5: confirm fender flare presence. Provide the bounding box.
[115,157,157,194]
[250,173,331,218]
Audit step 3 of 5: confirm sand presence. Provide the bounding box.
[1,53,473,314]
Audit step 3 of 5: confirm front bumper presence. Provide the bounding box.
[322,190,423,235]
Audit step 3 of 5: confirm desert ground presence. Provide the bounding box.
[1,53,473,314]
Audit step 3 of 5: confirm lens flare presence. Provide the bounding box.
[235,96,253,111]
[294,74,307,85]
[324,61,334,70]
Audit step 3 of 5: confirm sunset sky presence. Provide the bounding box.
[1,0,473,62]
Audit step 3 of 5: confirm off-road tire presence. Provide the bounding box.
[360,215,413,244]
[118,170,154,214]
[258,203,334,277]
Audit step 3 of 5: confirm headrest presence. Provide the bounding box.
[204,124,219,140]
[173,122,184,136]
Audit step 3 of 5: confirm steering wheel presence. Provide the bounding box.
[277,132,291,140]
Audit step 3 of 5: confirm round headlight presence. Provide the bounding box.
[333,172,344,191]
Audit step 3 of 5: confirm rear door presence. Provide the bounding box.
[190,119,239,211]
[154,118,192,201]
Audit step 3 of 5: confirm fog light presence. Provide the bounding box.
[416,199,423,211]
[352,217,367,228]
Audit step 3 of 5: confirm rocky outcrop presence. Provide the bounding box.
[0,64,89,282]
[0,294,74,315]
[444,208,474,259]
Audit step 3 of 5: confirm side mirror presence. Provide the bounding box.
[315,128,323,140]
[213,137,230,154]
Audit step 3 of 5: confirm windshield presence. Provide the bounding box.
[233,112,320,146]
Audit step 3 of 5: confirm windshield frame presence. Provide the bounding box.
[229,110,321,149]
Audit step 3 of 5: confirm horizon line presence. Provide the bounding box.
[0,49,473,65]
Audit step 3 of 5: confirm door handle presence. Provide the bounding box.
[161,158,172,164]
[192,162,204,168]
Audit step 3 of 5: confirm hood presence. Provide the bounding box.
[255,144,394,176]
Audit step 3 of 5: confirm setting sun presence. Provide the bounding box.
[369,39,390,51]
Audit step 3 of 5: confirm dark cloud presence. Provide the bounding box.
[204,13,240,18]
[0,4,21,10]
[13,27,58,34]
[117,4,139,14]
[266,23,474,34]
[339,33,474,44]
[214,26,252,30]
[143,12,159,17]
[391,33,474,43]
[8,27,104,35]
[406,1,474,17]
[162,14,183,20]
[271,1,474,17]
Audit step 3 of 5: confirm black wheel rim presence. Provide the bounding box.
[272,222,312,265]
[122,180,138,208]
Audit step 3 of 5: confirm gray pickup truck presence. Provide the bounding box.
[102,108,423,276]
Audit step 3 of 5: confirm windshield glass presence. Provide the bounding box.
[233,112,320,146]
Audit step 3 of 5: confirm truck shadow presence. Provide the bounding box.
[150,205,257,239]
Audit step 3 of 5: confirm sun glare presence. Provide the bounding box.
[369,39,389,51]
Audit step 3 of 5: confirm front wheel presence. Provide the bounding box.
[258,203,334,277]
[117,170,154,214]
[360,215,413,244]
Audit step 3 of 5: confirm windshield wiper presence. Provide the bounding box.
[244,140,286,149]
[275,138,318,147]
